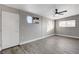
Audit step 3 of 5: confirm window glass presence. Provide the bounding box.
[59,20,76,27]
[27,16,32,23]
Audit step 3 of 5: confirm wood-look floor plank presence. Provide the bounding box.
[1,36,79,54]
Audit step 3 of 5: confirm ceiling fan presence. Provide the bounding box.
[55,9,67,15]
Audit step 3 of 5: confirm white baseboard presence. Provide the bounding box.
[56,34,79,39]
[20,34,54,45]
[41,34,55,39]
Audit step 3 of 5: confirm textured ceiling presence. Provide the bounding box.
[5,4,79,20]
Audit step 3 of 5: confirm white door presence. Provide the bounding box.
[2,11,19,49]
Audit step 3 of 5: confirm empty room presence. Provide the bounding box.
[0,4,79,54]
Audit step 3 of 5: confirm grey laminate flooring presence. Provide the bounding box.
[1,36,79,54]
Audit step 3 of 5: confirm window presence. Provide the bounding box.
[47,20,54,32]
[27,16,32,23]
[59,20,76,27]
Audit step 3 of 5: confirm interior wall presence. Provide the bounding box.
[19,10,54,44]
[42,17,54,37]
[0,8,2,50]
[56,14,79,37]
[19,10,42,43]
[0,5,54,49]
[1,5,19,49]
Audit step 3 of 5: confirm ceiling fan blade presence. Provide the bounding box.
[54,9,67,16]
[58,10,67,14]
[59,13,63,15]
[63,10,67,12]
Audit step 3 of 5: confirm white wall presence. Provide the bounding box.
[19,10,54,44]
[0,8,2,51]
[2,11,19,49]
[55,14,79,38]
[0,5,55,50]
